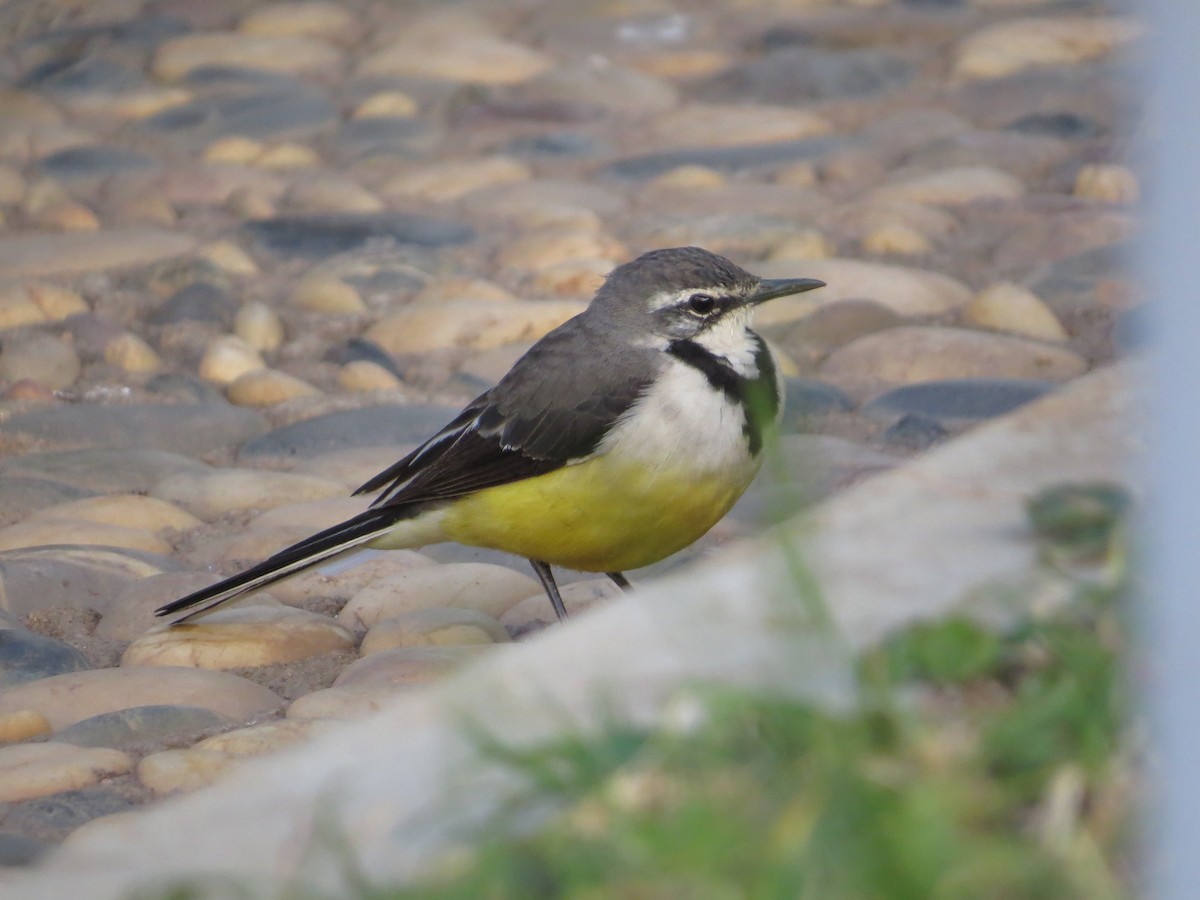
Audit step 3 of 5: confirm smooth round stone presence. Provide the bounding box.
[501,59,679,114]
[3,784,141,844]
[285,681,402,719]
[333,645,483,688]
[647,103,830,150]
[1006,111,1104,140]
[289,275,366,313]
[1,404,267,456]
[499,579,619,635]
[819,326,1089,399]
[495,230,626,272]
[198,240,259,276]
[283,176,384,215]
[243,213,474,259]
[0,228,196,278]
[0,831,52,865]
[529,258,610,298]
[194,717,338,755]
[0,122,94,166]
[0,162,26,202]
[1073,163,1139,204]
[153,34,342,80]
[29,200,101,232]
[0,626,90,688]
[962,282,1068,342]
[0,667,282,731]
[0,331,80,390]
[862,379,1058,424]
[122,606,354,669]
[103,332,163,373]
[1026,242,1131,314]
[95,572,223,642]
[359,12,553,83]
[764,299,906,370]
[226,369,322,407]
[338,360,402,392]
[367,299,585,354]
[953,17,1142,80]
[0,478,94,529]
[0,518,173,555]
[236,404,458,462]
[353,91,418,118]
[255,142,322,170]
[603,135,843,180]
[36,145,154,180]
[29,494,202,532]
[361,608,510,654]
[753,258,971,321]
[0,282,88,329]
[142,87,337,142]
[328,337,407,378]
[463,177,626,223]
[53,705,235,750]
[504,130,603,158]
[151,468,344,520]
[331,116,437,161]
[63,86,194,122]
[698,46,913,104]
[340,563,541,629]
[233,302,284,353]
[137,747,236,795]
[261,549,434,607]
[148,281,238,327]
[0,448,208,494]
[869,165,1025,207]
[648,165,727,191]
[383,157,532,203]
[781,378,855,426]
[0,743,133,803]
[0,709,51,743]
[198,336,266,385]
[0,545,178,618]
[881,413,950,452]
[239,1,356,39]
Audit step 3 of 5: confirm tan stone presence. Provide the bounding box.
[0,282,86,329]
[529,258,610,298]
[198,240,260,276]
[122,605,354,669]
[338,360,402,392]
[647,103,830,149]
[66,86,193,120]
[198,335,266,384]
[285,681,403,720]
[0,330,80,389]
[284,176,383,214]
[496,230,627,271]
[868,166,1025,207]
[1073,164,1139,204]
[340,562,541,629]
[0,742,133,802]
[196,718,339,755]
[361,608,510,655]
[255,143,321,170]
[30,200,101,232]
[648,165,727,191]
[152,468,345,520]
[138,747,237,795]
[861,224,934,256]
[0,229,195,278]
[366,299,584,353]
[239,1,356,39]
[412,277,516,305]
[290,275,366,313]
[499,578,622,633]
[204,136,266,165]
[262,549,434,606]
[233,301,285,353]
[768,230,837,261]
[227,369,321,407]
[632,49,732,80]
[963,283,1069,342]
[154,34,343,80]
[0,668,282,731]
[29,494,202,531]
[0,163,26,204]
[383,157,532,203]
[954,16,1142,80]
[104,332,163,373]
[353,91,418,118]
[0,709,51,744]
[113,193,177,227]
[334,646,484,687]
[0,517,170,555]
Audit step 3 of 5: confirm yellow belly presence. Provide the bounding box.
[438,452,760,572]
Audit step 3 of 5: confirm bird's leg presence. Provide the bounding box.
[529,559,569,622]
[606,571,633,593]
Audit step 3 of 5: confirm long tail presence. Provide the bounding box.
[155,506,410,623]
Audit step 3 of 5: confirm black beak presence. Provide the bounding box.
[750,277,826,305]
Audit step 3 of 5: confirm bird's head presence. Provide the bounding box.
[591,246,825,347]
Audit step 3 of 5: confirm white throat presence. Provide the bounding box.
[691,308,760,377]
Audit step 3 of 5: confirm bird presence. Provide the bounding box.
[156,246,824,624]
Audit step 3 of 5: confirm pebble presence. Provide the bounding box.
[499,579,620,634]
[781,378,855,425]
[366,299,585,354]
[0,519,172,556]
[530,258,611,298]
[360,608,511,655]
[819,326,1089,399]
[340,563,542,629]
[244,212,474,259]
[195,718,338,755]
[962,283,1069,342]
[0,545,177,618]
[0,709,52,744]
[144,88,337,143]
[861,225,933,257]
[0,331,81,390]
[0,163,26,203]
[0,447,209,495]
[238,1,357,40]
[4,785,141,844]
[283,177,384,215]
[508,60,679,115]
[260,549,434,607]
[647,104,830,150]
[36,145,154,181]
[496,230,627,272]
[699,45,914,104]
[53,705,235,751]
[151,468,345,520]
[102,333,163,373]
[880,414,950,452]
[95,572,225,642]
[604,135,843,180]
[333,646,484,688]
[122,606,354,669]
[338,360,402,392]
[197,241,260,276]
[353,91,419,119]
[149,282,238,328]
[383,157,532,204]
[226,369,321,407]
[753,258,971,322]
[289,275,366,314]
[868,165,1025,207]
[153,34,343,80]
[1073,163,1139,204]
[0,626,90,688]
[953,17,1143,80]
[359,11,553,83]
[255,142,322,170]
[861,379,1059,425]
[285,681,404,719]
[137,747,237,795]
[0,667,282,731]
[0,228,196,279]
[0,282,88,330]
[236,404,457,462]
[233,302,285,353]
[198,335,266,384]
[29,200,101,232]
[0,743,133,803]
[29,493,202,532]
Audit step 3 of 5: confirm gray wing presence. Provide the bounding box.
[354,320,659,508]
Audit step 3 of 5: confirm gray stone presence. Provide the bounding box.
[0,788,140,843]
[1005,111,1106,140]
[0,831,52,866]
[1026,241,1132,312]
[880,413,950,452]
[603,136,843,180]
[2,404,267,456]
[237,404,459,463]
[327,339,405,380]
[0,230,196,279]
[0,449,209,495]
[144,373,225,404]
[20,56,142,94]
[0,628,91,688]
[781,378,854,430]
[54,705,235,751]
[243,213,474,259]
[332,117,435,161]
[697,47,914,104]
[147,282,238,327]
[504,130,603,158]
[0,478,95,529]
[140,87,336,140]
[36,146,154,179]
[862,379,1059,424]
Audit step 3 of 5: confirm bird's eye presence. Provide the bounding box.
[686,293,717,316]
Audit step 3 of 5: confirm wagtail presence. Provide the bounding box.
[157,247,824,623]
